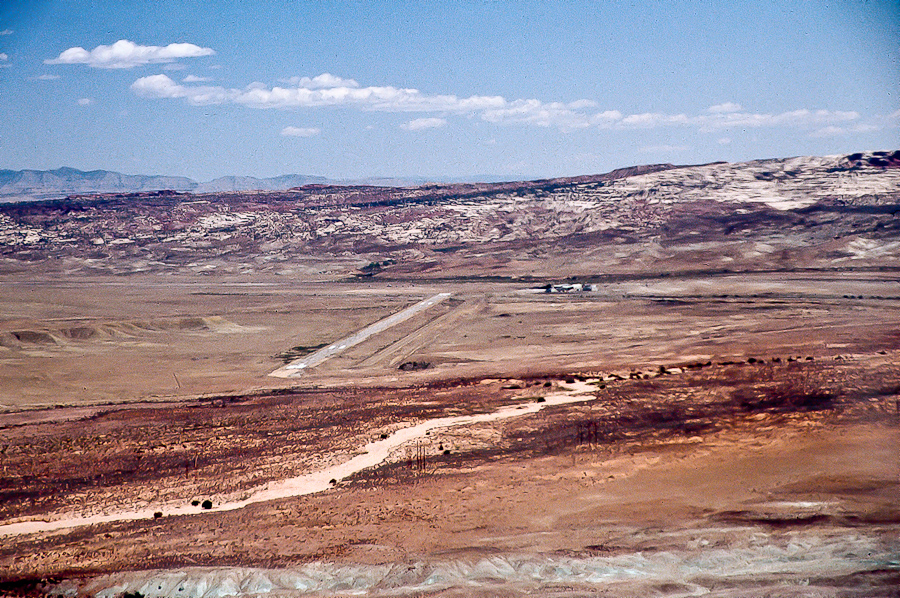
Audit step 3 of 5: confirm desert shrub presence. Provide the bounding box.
[732,383,834,413]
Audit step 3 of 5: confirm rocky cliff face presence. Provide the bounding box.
[1,151,897,278]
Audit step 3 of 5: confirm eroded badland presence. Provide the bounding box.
[1,153,898,597]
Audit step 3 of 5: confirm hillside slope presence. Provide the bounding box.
[1,151,898,278]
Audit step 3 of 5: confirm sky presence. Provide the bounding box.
[0,0,898,181]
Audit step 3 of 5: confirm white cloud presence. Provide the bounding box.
[281,126,320,137]
[128,72,880,138]
[400,117,446,131]
[809,123,878,137]
[234,83,505,112]
[568,99,599,110]
[809,125,847,137]
[718,137,732,145]
[0,53,7,61]
[612,107,865,133]
[278,73,359,88]
[708,102,742,113]
[695,108,860,131]
[77,97,94,106]
[131,73,189,96]
[639,144,690,153]
[482,99,614,129]
[131,74,234,105]
[0,29,12,36]
[35,74,60,80]
[132,73,507,114]
[45,39,215,69]
[183,74,212,83]
[163,62,186,71]
[620,112,689,128]
[592,110,623,125]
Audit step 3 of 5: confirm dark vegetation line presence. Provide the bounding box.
[358,265,900,285]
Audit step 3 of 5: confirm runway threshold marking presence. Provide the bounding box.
[270,292,452,378]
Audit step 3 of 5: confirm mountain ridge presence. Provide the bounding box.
[0,167,518,203]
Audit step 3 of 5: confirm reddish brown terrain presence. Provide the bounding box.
[0,152,898,597]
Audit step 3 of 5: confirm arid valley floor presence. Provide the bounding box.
[0,153,898,597]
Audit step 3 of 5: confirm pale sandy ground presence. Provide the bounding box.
[1,272,898,409]
[1,272,898,596]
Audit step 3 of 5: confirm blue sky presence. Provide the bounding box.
[0,1,897,181]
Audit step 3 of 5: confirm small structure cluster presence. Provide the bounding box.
[544,282,597,293]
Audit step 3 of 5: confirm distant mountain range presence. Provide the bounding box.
[0,167,513,203]
[0,167,194,202]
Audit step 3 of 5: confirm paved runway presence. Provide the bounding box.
[270,292,452,378]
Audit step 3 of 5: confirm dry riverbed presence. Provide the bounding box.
[1,353,897,596]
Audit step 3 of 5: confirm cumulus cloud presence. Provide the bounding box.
[131,73,233,105]
[592,110,623,124]
[281,126,320,137]
[708,102,742,113]
[182,74,212,82]
[128,71,880,137]
[77,97,94,106]
[809,125,848,137]
[696,108,861,131]
[611,107,865,133]
[400,117,446,131]
[482,100,617,129]
[809,123,878,137]
[0,53,7,61]
[45,39,215,69]
[278,73,359,88]
[131,73,506,113]
[639,144,690,153]
[620,112,689,127]
[234,83,505,112]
